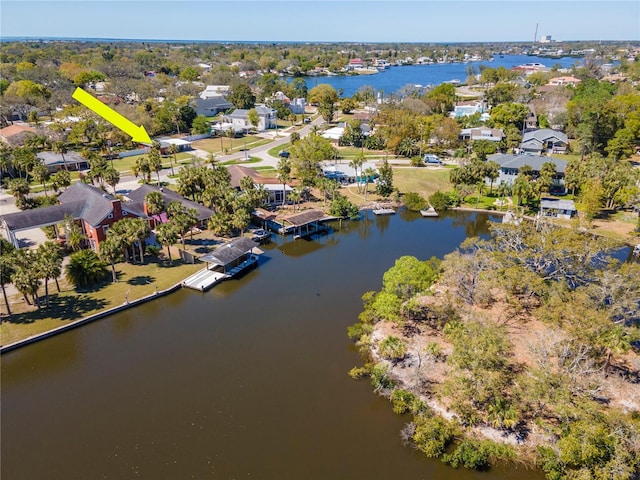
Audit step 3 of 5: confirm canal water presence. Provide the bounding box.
[299,54,582,97]
[1,211,544,480]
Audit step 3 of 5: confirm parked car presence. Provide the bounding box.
[423,154,444,165]
[279,150,290,158]
[303,117,311,124]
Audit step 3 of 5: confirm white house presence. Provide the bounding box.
[460,127,505,142]
[452,101,486,118]
[223,104,277,132]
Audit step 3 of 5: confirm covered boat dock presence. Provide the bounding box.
[273,209,329,237]
[182,237,260,291]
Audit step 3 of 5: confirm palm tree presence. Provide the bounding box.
[103,167,120,195]
[52,141,69,171]
[63,215,86,252]
[155,222,178,264]
[12,250,41,308]
[362,167,376,200]
[65,250,108,288]
[349,153,364,193]
[99,235,123,283]
[168,143,178,176]
[277,158,291,207]
[0,143,14,179]
[289,188,302,212]
[31,162,50,197]
[145,191,165,219]
[36,241,63,308]
[147,144,163,186]
[132,218,151,264]
[0,239,16,317]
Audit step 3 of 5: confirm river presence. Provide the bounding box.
[1,210,546,480]
[299,54,582,97]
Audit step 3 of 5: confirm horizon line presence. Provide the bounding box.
[1,36,638,44]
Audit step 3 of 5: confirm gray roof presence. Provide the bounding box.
[540,198,576,211]
[37,151,87,166]
[228,105,275,119]
[125,184,214,222]
[58,182,118,226]
[488,153,567,173]
[280,209,326,227]
[521,129,568,145]
[200,237,258,266]
[1,202,84,232]
[195,96,233,115]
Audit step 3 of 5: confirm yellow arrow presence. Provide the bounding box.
[72,87,152,145]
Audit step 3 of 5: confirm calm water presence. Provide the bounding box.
[1,211,544,480]
[300,54,582,97]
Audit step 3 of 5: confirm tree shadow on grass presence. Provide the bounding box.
[127,275,156,286]
[4,294,109,325]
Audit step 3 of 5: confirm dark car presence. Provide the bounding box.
[279,151,290,158]
[303,117,311,124]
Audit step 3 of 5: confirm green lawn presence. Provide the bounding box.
[192,136,271,155]
[1,256,202,346]
[392,167,453,199]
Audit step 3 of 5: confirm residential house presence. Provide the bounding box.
[195,96,233,117]
[487,153,567,193]
[228,164,292,205]
[37,151,89,173]
[539,198,577,220]
[158,138,193,154]
[459,127,505,142]
[0,182,147,250]
[548,76,581,87]
[223,104,276,132]
[520,129,568,155]
[347,58,365,70]
[452,100,486,118]
[123,184,214,229]
[0,123,37,146]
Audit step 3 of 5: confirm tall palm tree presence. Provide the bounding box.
[168,143,178,176]
[362,167,376,200]
[0,239,16,317]
[277,158,291,207]
[99,235,123,283]
[11,250,41,308]
[349,153,364,193]
[133,218,151,265]
[155,222,178,264]
[289,188,302,212]
[145,191,165,219]
[52,141,69,171]
[36,241,63,308]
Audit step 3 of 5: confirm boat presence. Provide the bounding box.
[250,228,271,242]
[372,208,395,215]
[420,207,439,217]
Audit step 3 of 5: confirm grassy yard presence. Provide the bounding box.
[0,256,202,346]
[192,136,271,155]
[392,166,453,199]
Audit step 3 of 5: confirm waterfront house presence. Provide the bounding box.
[539,198,577,220]
[0,182,147,250]
[228,165,292,205]
[487,153,567,192]
[548,76,581,87]
[520,129,568,155]
[37,151,89,173]
[124,184,214,229]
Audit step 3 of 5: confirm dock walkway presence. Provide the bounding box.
[182,268,228,291]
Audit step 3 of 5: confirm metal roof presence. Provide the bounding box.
[279,209,326,227]
[200,237,258,266]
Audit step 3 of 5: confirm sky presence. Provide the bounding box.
[1,1,639,43]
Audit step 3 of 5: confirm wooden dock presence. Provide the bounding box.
[373,208,395,215]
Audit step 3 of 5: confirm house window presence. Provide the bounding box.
[103,225,109,235]
[108,213,113,219]
[123,211,128,216]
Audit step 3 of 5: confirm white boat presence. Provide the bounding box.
[373,208,395,215]
[420,207,439,217]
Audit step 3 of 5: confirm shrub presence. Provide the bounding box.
[379,335,408,362]
[370,363,395,393]
[65,249,108,288]
[403,192,428,211]
[443,439,515,470]
[410,156,424,167]
[145,245,161,256]
[412,413,458,458]
[390,389,417,414]
[329,195,360,219]
[428,190,451,211]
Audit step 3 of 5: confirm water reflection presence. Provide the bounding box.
[1,211,544,480]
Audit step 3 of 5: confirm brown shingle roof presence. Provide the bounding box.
[227,165,280,189]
